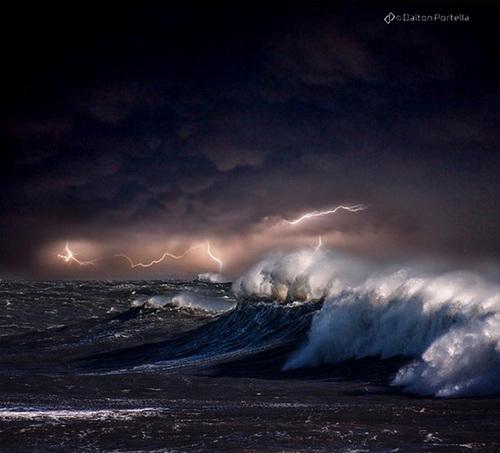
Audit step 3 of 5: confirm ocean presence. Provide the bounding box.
[0,259,499,451]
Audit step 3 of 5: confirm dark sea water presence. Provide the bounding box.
[0,280,498,452]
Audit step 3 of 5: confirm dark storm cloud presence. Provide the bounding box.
[0,1,499,275]
[79,81,167,124]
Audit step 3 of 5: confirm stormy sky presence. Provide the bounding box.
[0,1,499,278]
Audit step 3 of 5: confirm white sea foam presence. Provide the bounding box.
[0,407,165,421]
[393,314,500,397]
[234,250,500,397]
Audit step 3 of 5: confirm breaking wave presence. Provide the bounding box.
[234,251,500,397]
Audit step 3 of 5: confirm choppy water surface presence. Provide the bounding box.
[0,278,498,452]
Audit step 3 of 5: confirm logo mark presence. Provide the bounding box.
[384,12,396,24]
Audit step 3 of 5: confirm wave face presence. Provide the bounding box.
[236,251,500,397]
[89,299,318,373]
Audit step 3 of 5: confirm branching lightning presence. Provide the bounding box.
[57,242,97,266]
[284,204,366,225]
[206,241,223,273]
[116,245,204,268]
[116,242,224,273]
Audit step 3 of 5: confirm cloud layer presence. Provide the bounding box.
[0,2,498,277]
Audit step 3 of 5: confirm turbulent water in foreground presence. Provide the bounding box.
[1,253,499,451]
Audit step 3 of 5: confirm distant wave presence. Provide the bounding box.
[196,272,231,284]
[234,250,500,397]
[132,292,234,314]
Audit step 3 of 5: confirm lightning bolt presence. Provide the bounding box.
[116,245,204,268]
[206,241,223,273]
[314,235,322,252]
[57,242,97,266]
[283,204,366,225]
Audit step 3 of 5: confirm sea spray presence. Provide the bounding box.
[232,250,369,302]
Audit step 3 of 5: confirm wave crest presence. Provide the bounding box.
[232,250,367,302]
